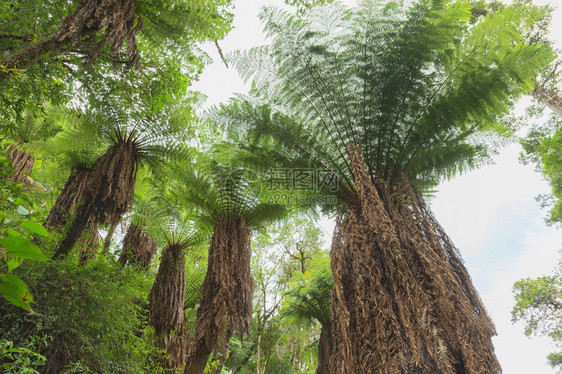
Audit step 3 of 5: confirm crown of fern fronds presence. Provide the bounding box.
[214,0,553,206]
[166,149,288,230]
[280,255,332,327]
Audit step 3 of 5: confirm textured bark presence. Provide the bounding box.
[328,146,500,373]
[316,323,334,374]
[7,145,35,182]
[184,215,253,374]
[0,0,141,83]
[118,223,157,269]
[77,221,101,262]
[100,221,119,256]
[46,167,92,231]
[533,85,562,118]
[148,243,189,370]
[0,35,62,84]
[53,140,137,259]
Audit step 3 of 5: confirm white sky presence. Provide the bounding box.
[192,1,562,372]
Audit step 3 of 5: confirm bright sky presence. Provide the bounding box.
[192,1,562,372]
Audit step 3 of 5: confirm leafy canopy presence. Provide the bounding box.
[520,113,562,225]
[165,150,288,230]
[214,0,554,212]
[513,261,562,370]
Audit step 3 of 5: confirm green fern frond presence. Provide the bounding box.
[280,255,332,326]
[214,0,554,206]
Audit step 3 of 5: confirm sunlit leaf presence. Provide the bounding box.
[0,236,48,261]
[22,221,50,237]
[0,273,33,311]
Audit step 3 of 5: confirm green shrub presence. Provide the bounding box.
[0,255,162,373]
[0,335,48,373]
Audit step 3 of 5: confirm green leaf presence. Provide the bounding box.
[0,236,48,261]
[7,229,20,236]
[21,221,50,237]
[0,273,33,311]
[6,257,22,272]
[13,197,25,206]
[16,206,30,216]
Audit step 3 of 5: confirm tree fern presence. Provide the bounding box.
[214,1,555,372]
[280,256,332,327]
[0,0,234,83]
[219,0,553,200]
[52,89,192,258]
[164,149,287,374]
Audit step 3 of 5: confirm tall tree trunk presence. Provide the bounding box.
[46,167,92,231]
[0,0,141,84]
[148,242,189,370]
[78,221,101,262]
[328,146,500,373]
[118,223,158,269]
[7,144,35,182]
[0,35,65,83]
[184,215,253,374]
[533,85,562,118]
[53,140,137,259]
[102,221,118,254]
[316,322,333,374]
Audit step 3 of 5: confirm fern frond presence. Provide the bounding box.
[214,0,553,205]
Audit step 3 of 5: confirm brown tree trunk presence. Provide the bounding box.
[316,323,334,374]
[0,0,141,84]
[102,221,118,254]
[7,144,36,182]
[118,223,158,269]
[0,35,65,84]
[533,85,562,118]
[46,167,92,231]
[328,146,500,373]
[53,140,137,259]
[148,242,189,370]
[78,220,101,262]
[184,215,253,374]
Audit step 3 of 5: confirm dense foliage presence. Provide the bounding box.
[513,261,562,370]
[0,0,559,372]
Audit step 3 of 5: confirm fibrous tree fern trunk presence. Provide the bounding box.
[118,223,157,269]
[329,146,500,373]
[46,166,100,262]
[0,0,141,83]
[184,215,253,374]
[46,166,92,231]
[316,322,334,374]
[7,144,35,182]
[102,221,118,254]
[77,221,101,262]
[53,140,137,259]
[148,242,189,370]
